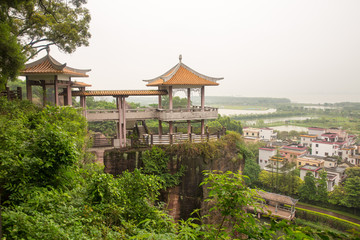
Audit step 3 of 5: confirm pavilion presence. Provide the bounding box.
[21,47,91,106]
[20,52,224,149]
[143,55,223,135]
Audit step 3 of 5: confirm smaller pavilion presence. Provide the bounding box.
[143,55,223,135]
[21,47,91,106]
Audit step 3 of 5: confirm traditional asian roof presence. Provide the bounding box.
[21,49,90,77]
[143,55,223,87]
[72,81,92,88]
[257,191,298,205]
[71,90,168,97]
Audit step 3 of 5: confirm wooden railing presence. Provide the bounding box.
[92,137,114,148]
[135,128,226,147]
[0,87,22,100]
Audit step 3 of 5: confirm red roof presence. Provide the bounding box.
[259,148,276,151]
[312,140,346,145]
[21,51,90,77]
[144,56,223,87]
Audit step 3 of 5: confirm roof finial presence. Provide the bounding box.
[46,46,50,55]
[179,54,182,63]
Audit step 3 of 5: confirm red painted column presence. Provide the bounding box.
[187,120,191,135]
[158,87,162,108]
[122,96,126,147]
[201,86,205,111]
[169,86,173,110]
[118,97,123,147]
[169,121,173,134]
[42,80,46,106]
[26,77,32,101]
[201,120,205,135]
[66,83,72,106]
[158,120,163,136]
[187,88,191,111]
[54,76,59,106]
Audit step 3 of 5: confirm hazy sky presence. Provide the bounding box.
[43,0,360,103]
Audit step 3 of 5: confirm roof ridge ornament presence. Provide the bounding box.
[46,46,50,55]
[179,54,182,63]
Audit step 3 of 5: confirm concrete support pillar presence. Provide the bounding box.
[187,120,191,135]
[169,86,173,110]
[201,120,205,135]
[158,87,162,108]
[187,88,191,111]
[66,83,72,106]
[26,77,32,101]
[42,80,46,106]
[201,86,205,111]
[117,97,123,147]
[122,96,126,147]
[54,76,59,106]
[158,120,163,136]
[63,88,68,106]
[169,121,173,134]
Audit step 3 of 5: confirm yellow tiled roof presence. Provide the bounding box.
[144,57,223,87]
[21,53,90,77]
[71,90,168,96]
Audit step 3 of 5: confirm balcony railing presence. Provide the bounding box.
[86,106,218,122]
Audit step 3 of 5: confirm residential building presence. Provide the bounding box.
[260,128,277,141]
[308,127,326,137]
[300,135,317,147]
[243,127,260,138]
[299,165,347,191]
[279,145,307,163]
[297,155,324,168]
[259,147,277,170]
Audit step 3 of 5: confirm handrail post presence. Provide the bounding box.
[17,87,22,100]
[151,134,153,145]
[6,87,10,100]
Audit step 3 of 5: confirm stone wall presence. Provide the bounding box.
[103,134,244,220]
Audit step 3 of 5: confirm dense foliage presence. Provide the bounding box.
[0,0,91,89]
[1,99,359,239]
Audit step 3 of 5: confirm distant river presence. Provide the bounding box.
[245,116,318,125]
[218,108,277,116]
[271,125,308,132]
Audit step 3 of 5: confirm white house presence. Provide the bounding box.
[260,128,277,141]
[258,147,277,170]
[308,127,326,138]
[300,135,317,147]
[299,165,346,191]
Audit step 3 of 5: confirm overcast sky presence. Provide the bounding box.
[44,0,360,103]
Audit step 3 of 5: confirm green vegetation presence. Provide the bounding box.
[2,98,360,239]
[0,0,91,89]
[299,170,328,203]
[295,207,360,232]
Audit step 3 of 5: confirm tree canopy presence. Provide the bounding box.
[0,0,91,89]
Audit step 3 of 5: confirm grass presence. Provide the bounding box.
[297,202,360,222]
[296,206,360,229]
[294,218,350,237]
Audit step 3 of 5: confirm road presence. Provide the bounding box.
[296,203,360,225]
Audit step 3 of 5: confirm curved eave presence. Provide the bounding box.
[21,71,89,77]
[144,61,223,87]
[22,53,90,77]
[71,90,168,97]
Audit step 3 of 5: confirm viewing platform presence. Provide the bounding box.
[86,106,218,122]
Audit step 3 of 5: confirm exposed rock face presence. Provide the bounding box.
[103,134,244,220]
